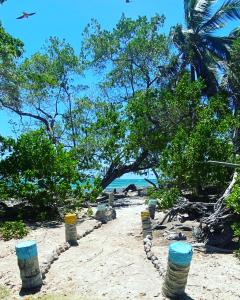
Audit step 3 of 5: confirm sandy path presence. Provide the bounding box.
[1,197,240,300]
[39,199,162,300]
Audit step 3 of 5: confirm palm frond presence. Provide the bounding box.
[203,35,233,60]
[184,0,198,27]
[200,0,240,33]
[229,26,240,37]
[194,0,216,16]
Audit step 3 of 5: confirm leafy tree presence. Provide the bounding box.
[158,76,233,194]
[0,37,83,144]
[222,34,240,154]
[81,14,178,101]
[71,14,182,188]
[0,130,97,217]
[0,24,24,117]
[172,0,240,95]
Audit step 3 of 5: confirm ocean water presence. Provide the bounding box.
[105,178,157,191]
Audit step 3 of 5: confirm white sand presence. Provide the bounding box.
[0,197,240,300]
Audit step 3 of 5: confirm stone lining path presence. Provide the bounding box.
[39,199,162,300]
[0,196,240,300]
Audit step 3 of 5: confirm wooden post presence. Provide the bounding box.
[148,199,157,219]
[141,210,152,238]
[109,192,114,207]
[64,213,78,246]
[16,241,42,290]
[162,242,193,298]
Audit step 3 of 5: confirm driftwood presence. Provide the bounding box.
[159,198,215,225]
[195,172,239,246]
[144,178,157,188]
[159,172,240,247]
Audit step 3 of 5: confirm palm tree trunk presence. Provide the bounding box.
[190,65,195,82]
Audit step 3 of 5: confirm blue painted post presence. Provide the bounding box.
[162,242,193,298]
[148,199,158,219]
[16,241,42,290]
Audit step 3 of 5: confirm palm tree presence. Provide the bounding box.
[172,0,240,95]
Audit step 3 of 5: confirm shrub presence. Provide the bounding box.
[0,285,10,299]
[226,179,240,258]
[87,207,93,217]
[0,130,99,218]
[148,187,180,210]
[0,220,29,241]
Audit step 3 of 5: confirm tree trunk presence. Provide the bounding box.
[100,150,156,190]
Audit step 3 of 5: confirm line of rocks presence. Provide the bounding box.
[40,221,102,279]
[143,234,165,277]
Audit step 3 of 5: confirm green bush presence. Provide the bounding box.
[0,285,10,299]
[232,223,240,258]
[86,207,93,217]
[148,187,180,210]
[0,220,29,241]
[0,130,101,218]
[226,179,240,258]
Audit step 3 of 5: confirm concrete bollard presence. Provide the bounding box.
[162,242,193,298]
[141,210,152,238]
[16,241,42,290]
[64,213,78,246]
[109,192,114,207]
[148,199,158,219]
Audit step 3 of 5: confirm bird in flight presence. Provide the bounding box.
[16,12,36,19]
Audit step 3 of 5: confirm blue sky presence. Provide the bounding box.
[0,0,238,179]
[0,0,184,137]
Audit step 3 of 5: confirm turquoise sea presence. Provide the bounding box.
[105,178,157,191]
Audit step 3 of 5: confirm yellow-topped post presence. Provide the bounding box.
[141,210,152,238]
[64,213,78,245]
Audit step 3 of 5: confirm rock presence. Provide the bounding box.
[138,188,148,196]
[144,246,151,253]
[58,245,65,253]
[127,191,139,197]
[151,256,158,262]
[94,207,116,224]
[145,241,152,248]
[143,238,150,244]
[165,232,187,241]
[63,242,70,250]
[147,251,153,260]
[123,184,138,193]
[146,234,152,240]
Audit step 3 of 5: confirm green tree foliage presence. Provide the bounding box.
[0,220,28,241]
[81,14,178,100]
[0,130,97,214]
[0,24,24,110]
[157,75,233,193]
[1,37,83,144]
[72,14,182,188]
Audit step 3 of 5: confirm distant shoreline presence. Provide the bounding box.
[105,178,157,192]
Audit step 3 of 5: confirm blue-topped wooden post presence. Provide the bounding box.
[162,242,193,298]
[148,199,157,219]
[15,241,42,290]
